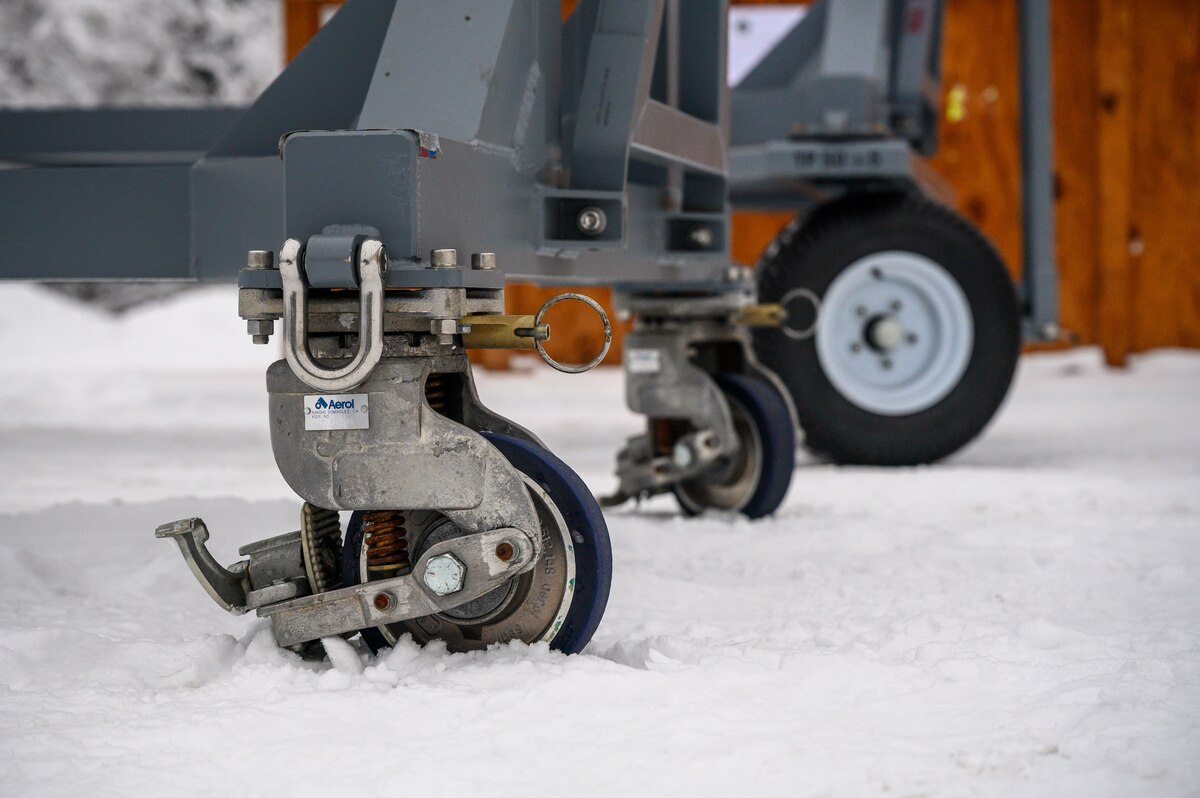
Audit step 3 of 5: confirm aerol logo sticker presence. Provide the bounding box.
[304,393,369,431]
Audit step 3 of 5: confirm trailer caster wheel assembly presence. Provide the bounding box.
[157,239,612,655]
[603,291,798,519]
[672,374,795,519]
[754,194,1021,465]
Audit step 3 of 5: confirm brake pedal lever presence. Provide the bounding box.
[155,518,250,614]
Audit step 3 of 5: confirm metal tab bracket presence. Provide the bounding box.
[280,237,387,392]
[259,527,537,648]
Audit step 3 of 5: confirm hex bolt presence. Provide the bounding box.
[246,318,274,345]
[494,541,515,562]
[246,250,274,270]
[472,252,497,271]
[430,248,458,269]
[688,226,714,249]
[576,206,607,236]
[672,440,695,470]
[422,553,466,596]
[373,592,394,611]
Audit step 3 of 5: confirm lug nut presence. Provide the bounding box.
[576,207,607,236]
[495,541,515,562]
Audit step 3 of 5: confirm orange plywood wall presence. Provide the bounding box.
[286,0,1200,367]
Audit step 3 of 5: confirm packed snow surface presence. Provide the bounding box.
[0,285,1198,797]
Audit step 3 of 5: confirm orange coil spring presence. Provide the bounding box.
[363,511,410,575]
[425,374,448,413]
[651,418,678,456]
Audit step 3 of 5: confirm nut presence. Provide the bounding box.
[246,318,274,344]
[246,250,274,270]
[688,227,714,249]
[672,440,695,470]
[576,207,607,236]
[422,553,466,596]
[430,248,458,269]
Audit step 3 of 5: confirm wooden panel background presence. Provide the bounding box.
[287,0,1200,368]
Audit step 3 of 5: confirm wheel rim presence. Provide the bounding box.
[674,393,764,513]
[815,251,973,416]
[365,474,576,652]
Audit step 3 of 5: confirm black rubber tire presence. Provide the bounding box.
[672,373,795,519]
[753,193,1020,465]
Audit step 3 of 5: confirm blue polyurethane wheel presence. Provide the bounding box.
[342,432,611,655]
[672,373,796,520]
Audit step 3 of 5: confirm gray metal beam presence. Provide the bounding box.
[0,108,243,166]
[1018,0,1060,337]
[0,166,193,280]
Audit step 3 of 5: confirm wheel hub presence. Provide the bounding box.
[365,475,576,652]
[816,251,974,416]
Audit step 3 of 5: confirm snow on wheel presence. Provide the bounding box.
[343,433,611,655]
[672,374,795,519]
[754,194,1021,465]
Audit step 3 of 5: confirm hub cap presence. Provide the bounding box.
[815,251,973,416]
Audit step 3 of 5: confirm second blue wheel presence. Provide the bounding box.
[672,374,796,519]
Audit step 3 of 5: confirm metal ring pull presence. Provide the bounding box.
[532,293,612,374]
[280,237,387,392]
[779,287,821,340]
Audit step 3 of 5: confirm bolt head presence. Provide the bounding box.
[471,252,497,270]
[246,250,274,270]
[688,226,714,249]
[373,592,394,611]
[430,248,458,269]
[423,553,466,596]
[576,207,607,236]
[494,541,515,562]
[672,440,695,470]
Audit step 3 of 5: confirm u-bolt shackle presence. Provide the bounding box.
[279,238,386,392]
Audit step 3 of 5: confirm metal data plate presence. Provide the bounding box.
[303,394,370,431]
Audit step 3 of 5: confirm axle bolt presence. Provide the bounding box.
[423,553,466,596]
[576,207,607,236]
[495,541,515,562]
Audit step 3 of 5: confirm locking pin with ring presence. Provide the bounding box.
[459,293,612,374]
[528,293,612,374]
[777,287,821,340]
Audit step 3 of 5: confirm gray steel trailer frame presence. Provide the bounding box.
[0,0,1056,337]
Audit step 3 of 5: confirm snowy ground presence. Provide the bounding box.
[1,284,1198,797]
